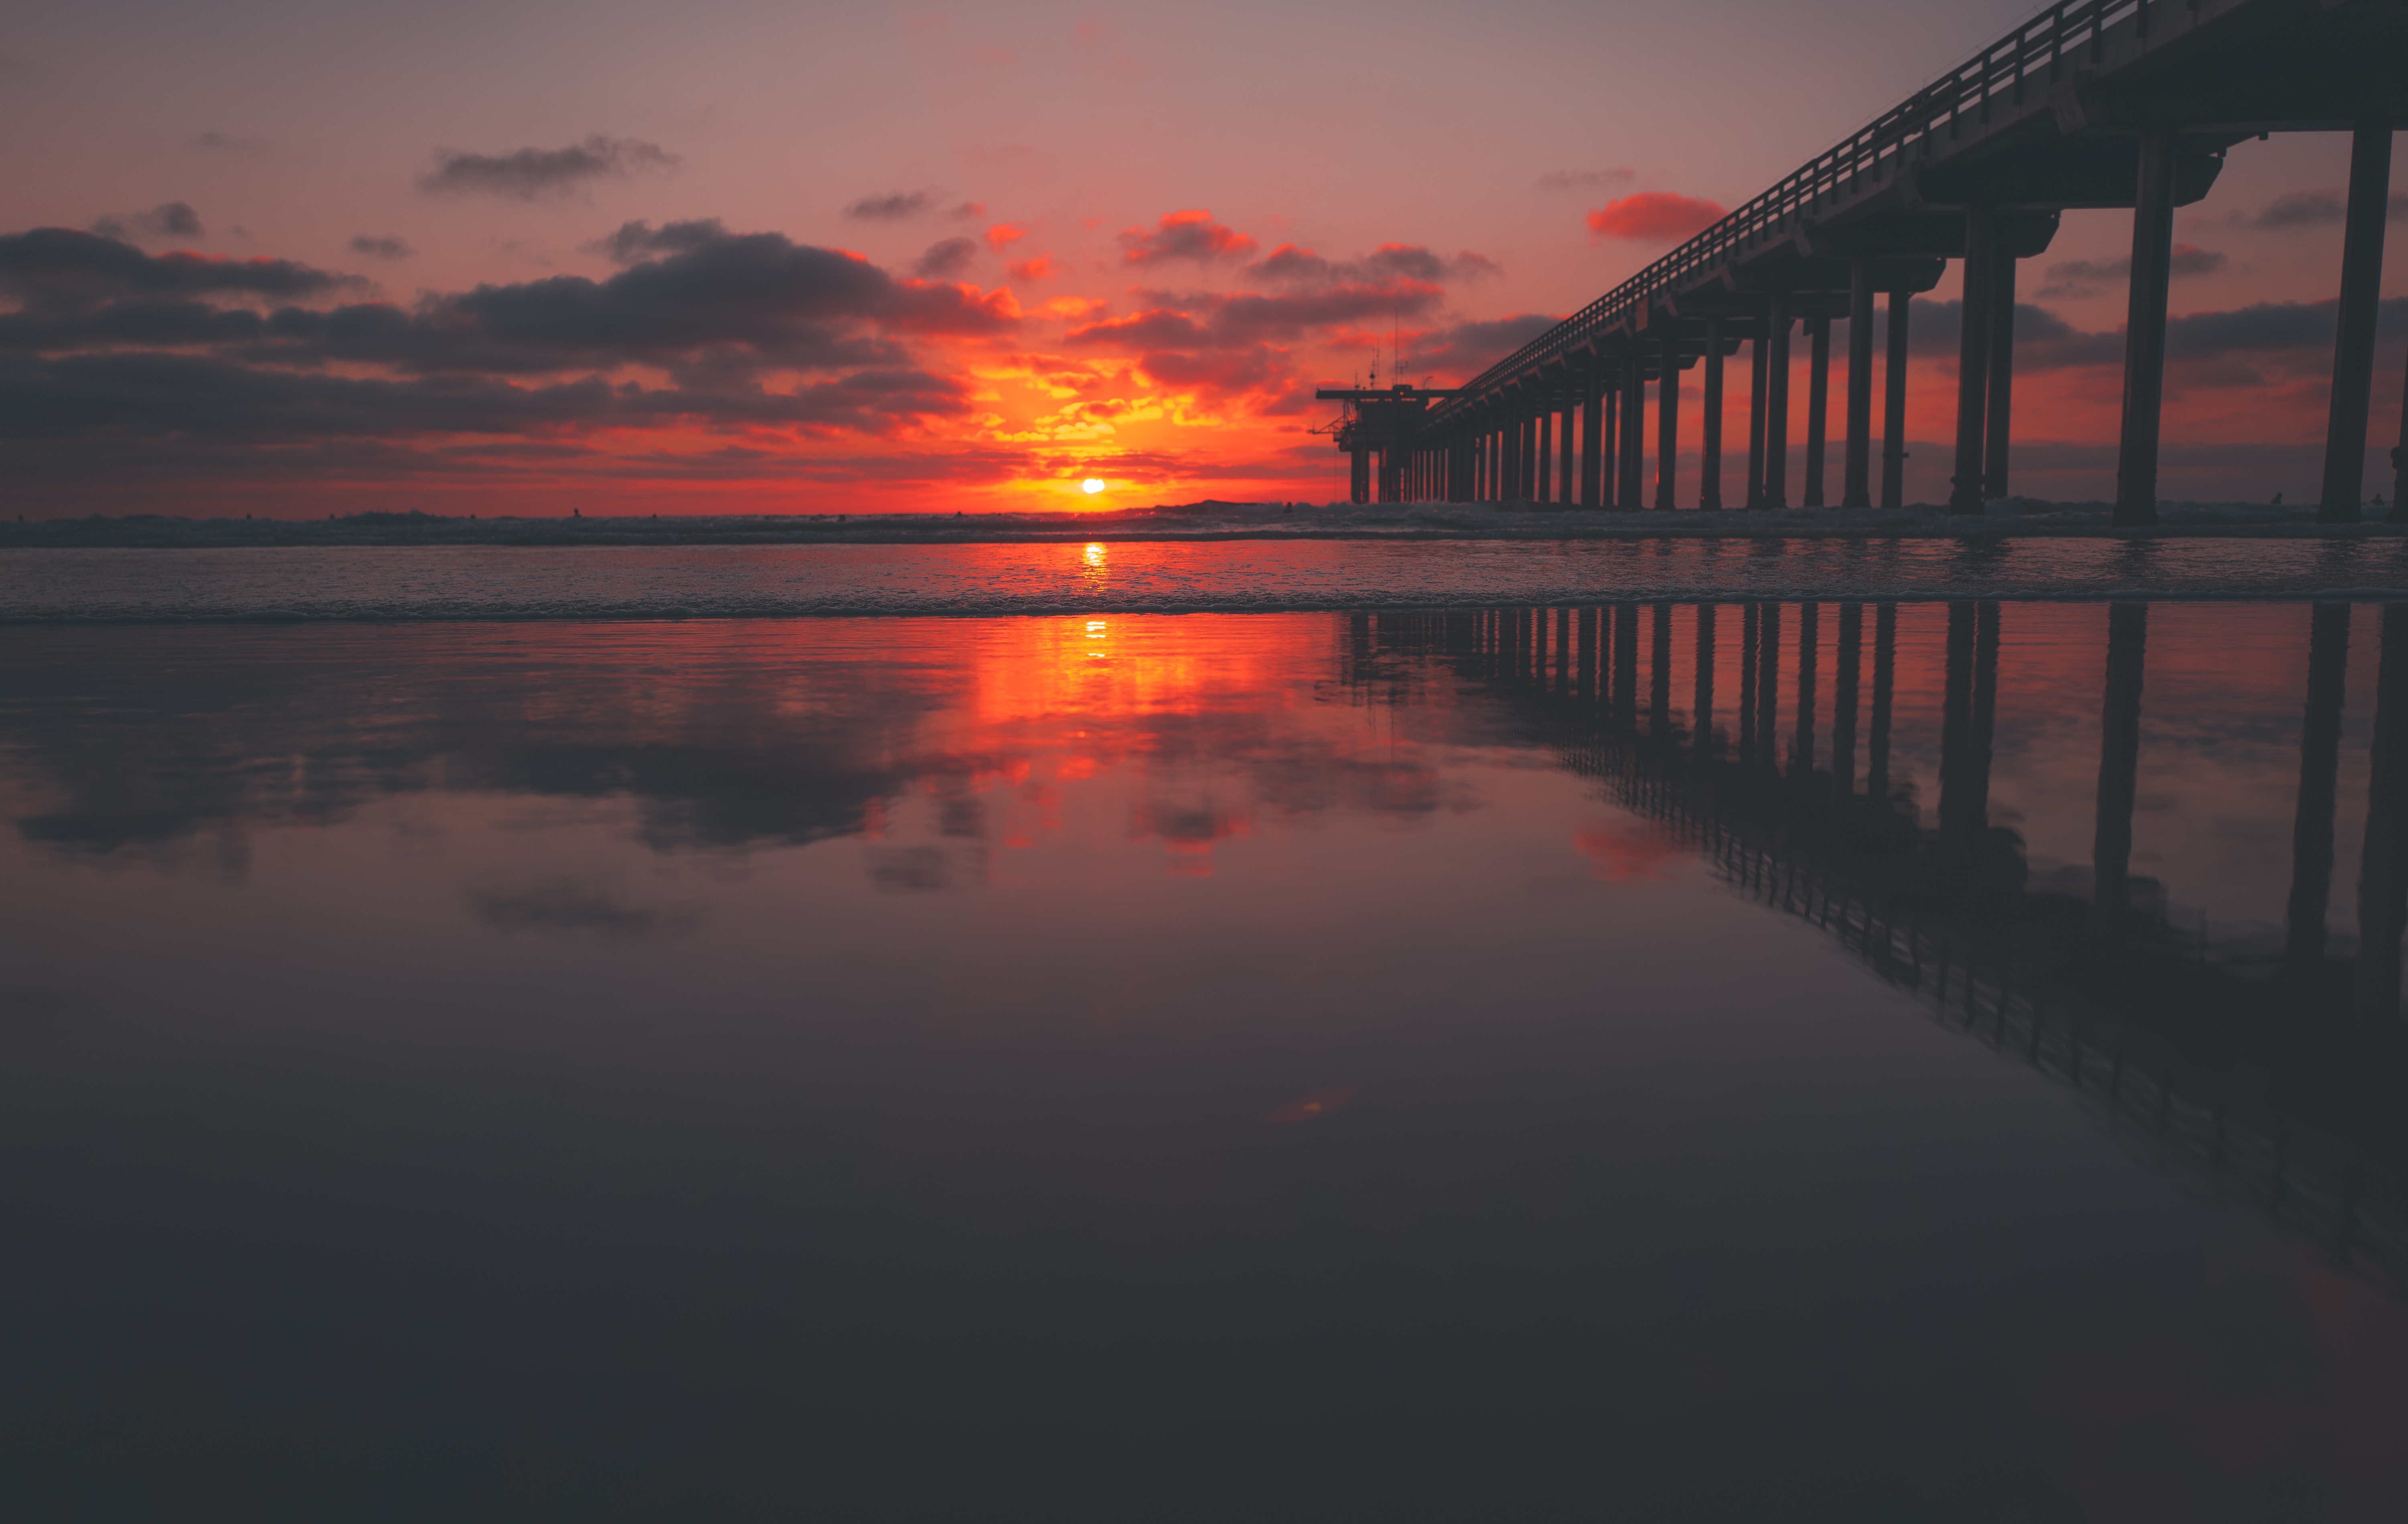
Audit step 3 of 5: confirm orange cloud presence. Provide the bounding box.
[1008,254,1059,282]
[984,222,1030,248]
[1586,192,1727,242]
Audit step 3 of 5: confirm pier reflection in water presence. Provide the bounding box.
[4,604,2406,1519]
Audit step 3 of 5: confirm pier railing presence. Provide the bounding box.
[1434,0,2146,416]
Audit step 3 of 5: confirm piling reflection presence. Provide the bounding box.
[1349,596,2408,1303]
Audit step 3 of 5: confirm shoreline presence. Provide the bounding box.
[6,498,2407,549]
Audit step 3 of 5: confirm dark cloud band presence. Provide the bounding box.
[417,136,677,200]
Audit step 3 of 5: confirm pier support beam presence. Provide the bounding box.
[1613,603,1639,727]
[1843,262,1874,508]
[1537,406,1554,503]
[2320,126,2393,524]
[1694,603,1717,767]
[1701,319,1726,510]
[1656,335,1682,510]
[1868,602,1896,803]
[1350,444,1370,505]
[1792,600,1820,783]
[1580,378,1603,508]
[2115,127,2179,528]
[1651,603,1672,741]
[2360,604,2408,1019]
[2095,602,2148,914]
[1755,601,1782,772]
[1560,391,1576,506]
[1620,362,1647,509]
[2286,603,2351,973]
[2395,336,2408,522]
[1942,602,1978,841]
[1601,380,1620,507]
[1764,294,1792,508]
[1804,317,1830,508]
[1984,248,2018,501]
[1747,334,1768,508]
[1525,402,1541,499]
[1834,601,1863,801]
[1949,204,1993,513]
[1739,604,1760,764]
[1881,290,1912,509]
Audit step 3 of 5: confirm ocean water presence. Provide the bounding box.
[5,570,2407,1518]
[6,534,2408,623]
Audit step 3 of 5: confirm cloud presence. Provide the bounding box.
[2247,189,2408,227]
[1585,193,1726,242]
[1539,168,1635,191]
[983,221,1030,248]
[2164,298,2359,358]
[1890,295,2408,372]
[1118,209,1258,266]
[4,225,1013,372]
[0,228,358,309]
[190,131,266,154]
[2257,189,2347,227]
[913,237,979,279]
[0,220,1024,465]
[948,200,986,221]
[1057,264,1455,410]
[1073,277,1446,352]
[348,235,414,260]
[0,349,980,448]
[1007,254,1059,282]
[1897,299,2117,365]
[2036,243,2225,298]
[417,135,677,201]
[1248,242,1499,288]
[585,217,728,264]
[397,234,1001,368]
[846,191,935,220]
[90,203,203,243]
[1402,313,1564,377]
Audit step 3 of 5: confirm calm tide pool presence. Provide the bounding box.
[4,604,2406,1521]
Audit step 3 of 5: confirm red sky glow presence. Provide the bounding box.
[4,0,2405,516]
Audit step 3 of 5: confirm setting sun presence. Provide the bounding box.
[1082,479,1106,494]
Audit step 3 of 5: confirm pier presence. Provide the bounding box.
[1342,0,2408,524]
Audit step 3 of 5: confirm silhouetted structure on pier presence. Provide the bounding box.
[1313,384,1463,504]
[1334,1,2408,524]
[1339,597,2408,1303]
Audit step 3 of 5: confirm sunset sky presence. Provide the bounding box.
[6,0,2405,516]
